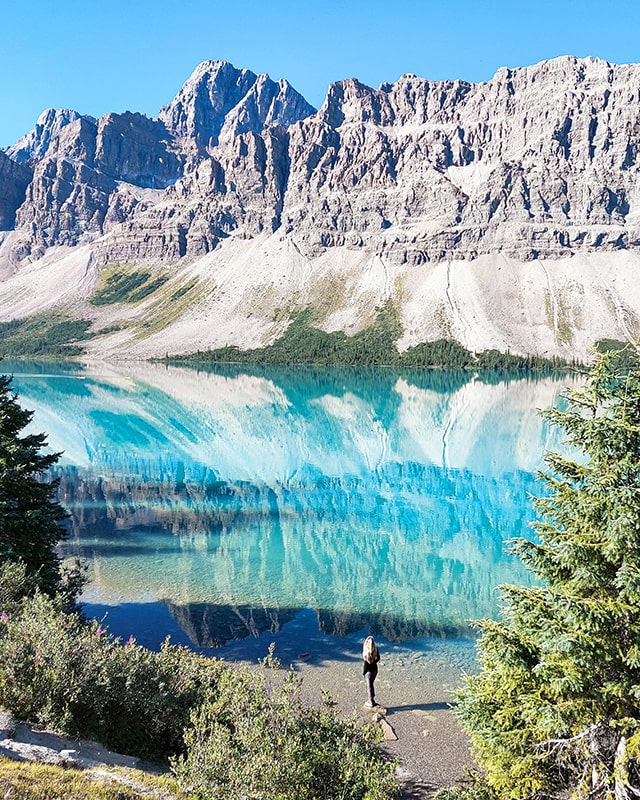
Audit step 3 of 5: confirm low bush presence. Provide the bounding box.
[127,275,169,302]
[0,596,399,799]
[0,561,38,615]
[0,593,224,761]
[174,648,399,800]
[90,270,150,305]
[170,278,198,301]
[434,780,497,800]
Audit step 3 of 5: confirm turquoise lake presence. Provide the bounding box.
[8,360,574,669]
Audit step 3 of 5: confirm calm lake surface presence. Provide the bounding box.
[8,360,574,675]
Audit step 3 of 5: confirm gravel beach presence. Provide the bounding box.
[1,627,479,799]
[234,624,482,799]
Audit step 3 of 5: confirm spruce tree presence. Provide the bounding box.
[456,354,640,799]
[0,374,69,597]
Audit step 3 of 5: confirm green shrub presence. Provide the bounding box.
[0,561,37,615]
[67,634,224,760]
[91,270,168,306]
[0,593,223,761]
[0,597,399,800]
[174,648,398,800]
[434,780,497,800]
[127,275,169,302]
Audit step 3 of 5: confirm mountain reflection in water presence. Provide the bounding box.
[8,361,574,651]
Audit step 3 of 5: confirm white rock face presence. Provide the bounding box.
[2,55,640,360]
[90,56,640,266]
[0,151,31,230]
[4,107,88,163]
[279,57,640,264]
[158,60,316,150]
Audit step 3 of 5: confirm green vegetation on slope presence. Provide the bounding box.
[0,297,586,367]
[91,268,169,306]
[170,278,198,302]
[0,314,92,358]
[166,303,574,372]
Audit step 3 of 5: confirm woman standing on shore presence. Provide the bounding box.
[362,635,380,708]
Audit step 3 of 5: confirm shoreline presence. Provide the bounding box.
[1,623,479,798]
[210,616,480,797]
[81,600,480,795]
[293,637,479,797]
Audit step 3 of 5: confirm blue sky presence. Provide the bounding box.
[2,0,640,148]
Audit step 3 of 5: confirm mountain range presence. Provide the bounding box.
[2,55,640,361]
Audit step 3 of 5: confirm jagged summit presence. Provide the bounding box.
[5,108,92,164]
[2,55,640,362]
[158,60,316,150]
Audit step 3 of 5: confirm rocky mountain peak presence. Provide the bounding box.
[4,107,92,164]
[158,60,258,148]
[158,60,315,152]
[4,55,640,363]
[319,78,377,127]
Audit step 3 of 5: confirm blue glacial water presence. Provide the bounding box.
[7,360,575,671]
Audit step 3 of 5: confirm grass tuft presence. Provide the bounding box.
[0,757,184,800]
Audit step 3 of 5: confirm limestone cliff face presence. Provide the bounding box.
[90,55,640,265]
[12,112,185,256]
[280,57,640,263]
[6,55,640,261]
[102,124,291,261]
[2,60,314,259]
[2,56,640,360]
[0,151,32,230]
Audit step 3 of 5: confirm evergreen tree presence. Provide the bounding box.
[456,354,640,799]
[0,374,69,597]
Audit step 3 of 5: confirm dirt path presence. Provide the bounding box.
[1,628,480,799]
[251,629,481,798]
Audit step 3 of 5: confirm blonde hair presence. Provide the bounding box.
[362,636,378,664]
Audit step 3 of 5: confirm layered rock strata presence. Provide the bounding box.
[5,56,640,264]
[97,57,640,264]
[0,151,32,230]
[2,56,640,360]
